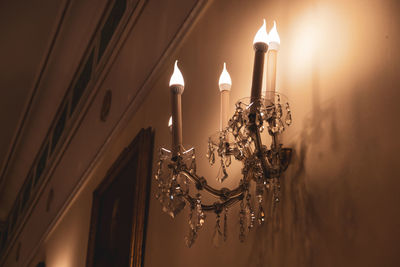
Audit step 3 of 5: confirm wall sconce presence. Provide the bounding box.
[155,19,292,247]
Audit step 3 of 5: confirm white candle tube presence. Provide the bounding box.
[219,62,232,131]
[266,50,278,103]
[266,21,280,105]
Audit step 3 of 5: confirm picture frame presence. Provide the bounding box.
[86,128,154,267]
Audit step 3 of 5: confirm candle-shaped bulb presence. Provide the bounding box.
[253,19,269,45]
[169,60,185,89]
[168,116,173,132]
[168,116,172,127]
[268,20,280,50]
[218,62,232,91]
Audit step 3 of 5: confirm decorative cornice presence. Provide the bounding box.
[0,0,144,259]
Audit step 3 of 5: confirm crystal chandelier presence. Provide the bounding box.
[155,19,292,247]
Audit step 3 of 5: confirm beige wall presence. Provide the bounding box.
[32,0,400,266]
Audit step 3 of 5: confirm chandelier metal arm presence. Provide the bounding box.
[183,191,244,213]
[180,168,245,200]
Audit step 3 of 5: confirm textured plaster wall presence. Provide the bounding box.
[31,0,400,266]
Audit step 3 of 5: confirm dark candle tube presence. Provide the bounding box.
[170,86,183,158]
[250,42,268,103]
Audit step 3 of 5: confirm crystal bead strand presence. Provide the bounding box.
[207,138,216,165]
[272,178,281,231]
[276,94,285,133]
[154,160,163,200]
[212,212,223,247]
[273,178,281,207]
[196,193,206,227]
[239,197,246,242]
[285,102,292,126]
[155,149,167,201]
[185,206,197,248]
[189,148,197,174]
[256,183,265,225]
[246,191,255,230]
[185,193,205,247]
[276,94,283,118]
[223,208,228,242]
[218,157,229,183]
[265,179,274,224]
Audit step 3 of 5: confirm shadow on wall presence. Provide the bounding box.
[246,65,363,267]
[244,54,400,266]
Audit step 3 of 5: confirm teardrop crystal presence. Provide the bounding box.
[211,152,215,164]
[212,218,223,247]
[285,111,292,126]
[277,103,282,118]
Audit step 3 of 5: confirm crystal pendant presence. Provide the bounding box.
[285,102,292,126]
[188,194,205,230]
[177,174,189,194]
[210,151,215,164]
[285,111,292,126]
[270,116,279,134]
[185,194,206,248]
[219,157,229,183]
[212,214,224,247]
[185,208,197,248]
[167,194,185,218]
[185,228,197,248]
[225,155,232,167]
[207,139,216,165]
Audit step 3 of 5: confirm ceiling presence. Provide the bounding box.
[0,0,65,175]
[0,0,108,220]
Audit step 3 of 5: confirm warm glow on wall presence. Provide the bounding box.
[287,4,350,80]
[46,245,73,267]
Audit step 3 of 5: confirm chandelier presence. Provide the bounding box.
[154,19,292,247]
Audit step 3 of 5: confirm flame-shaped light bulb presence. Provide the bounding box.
[169,60,185,92]
[253,19,269,45]
[218,62,232,91]
[268,20,280,50]
[168,116,173,132]
[168,116,172,127]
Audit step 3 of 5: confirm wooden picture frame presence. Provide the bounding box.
[86,128,154,267]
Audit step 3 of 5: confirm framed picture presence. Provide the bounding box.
[86,128,154,267]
